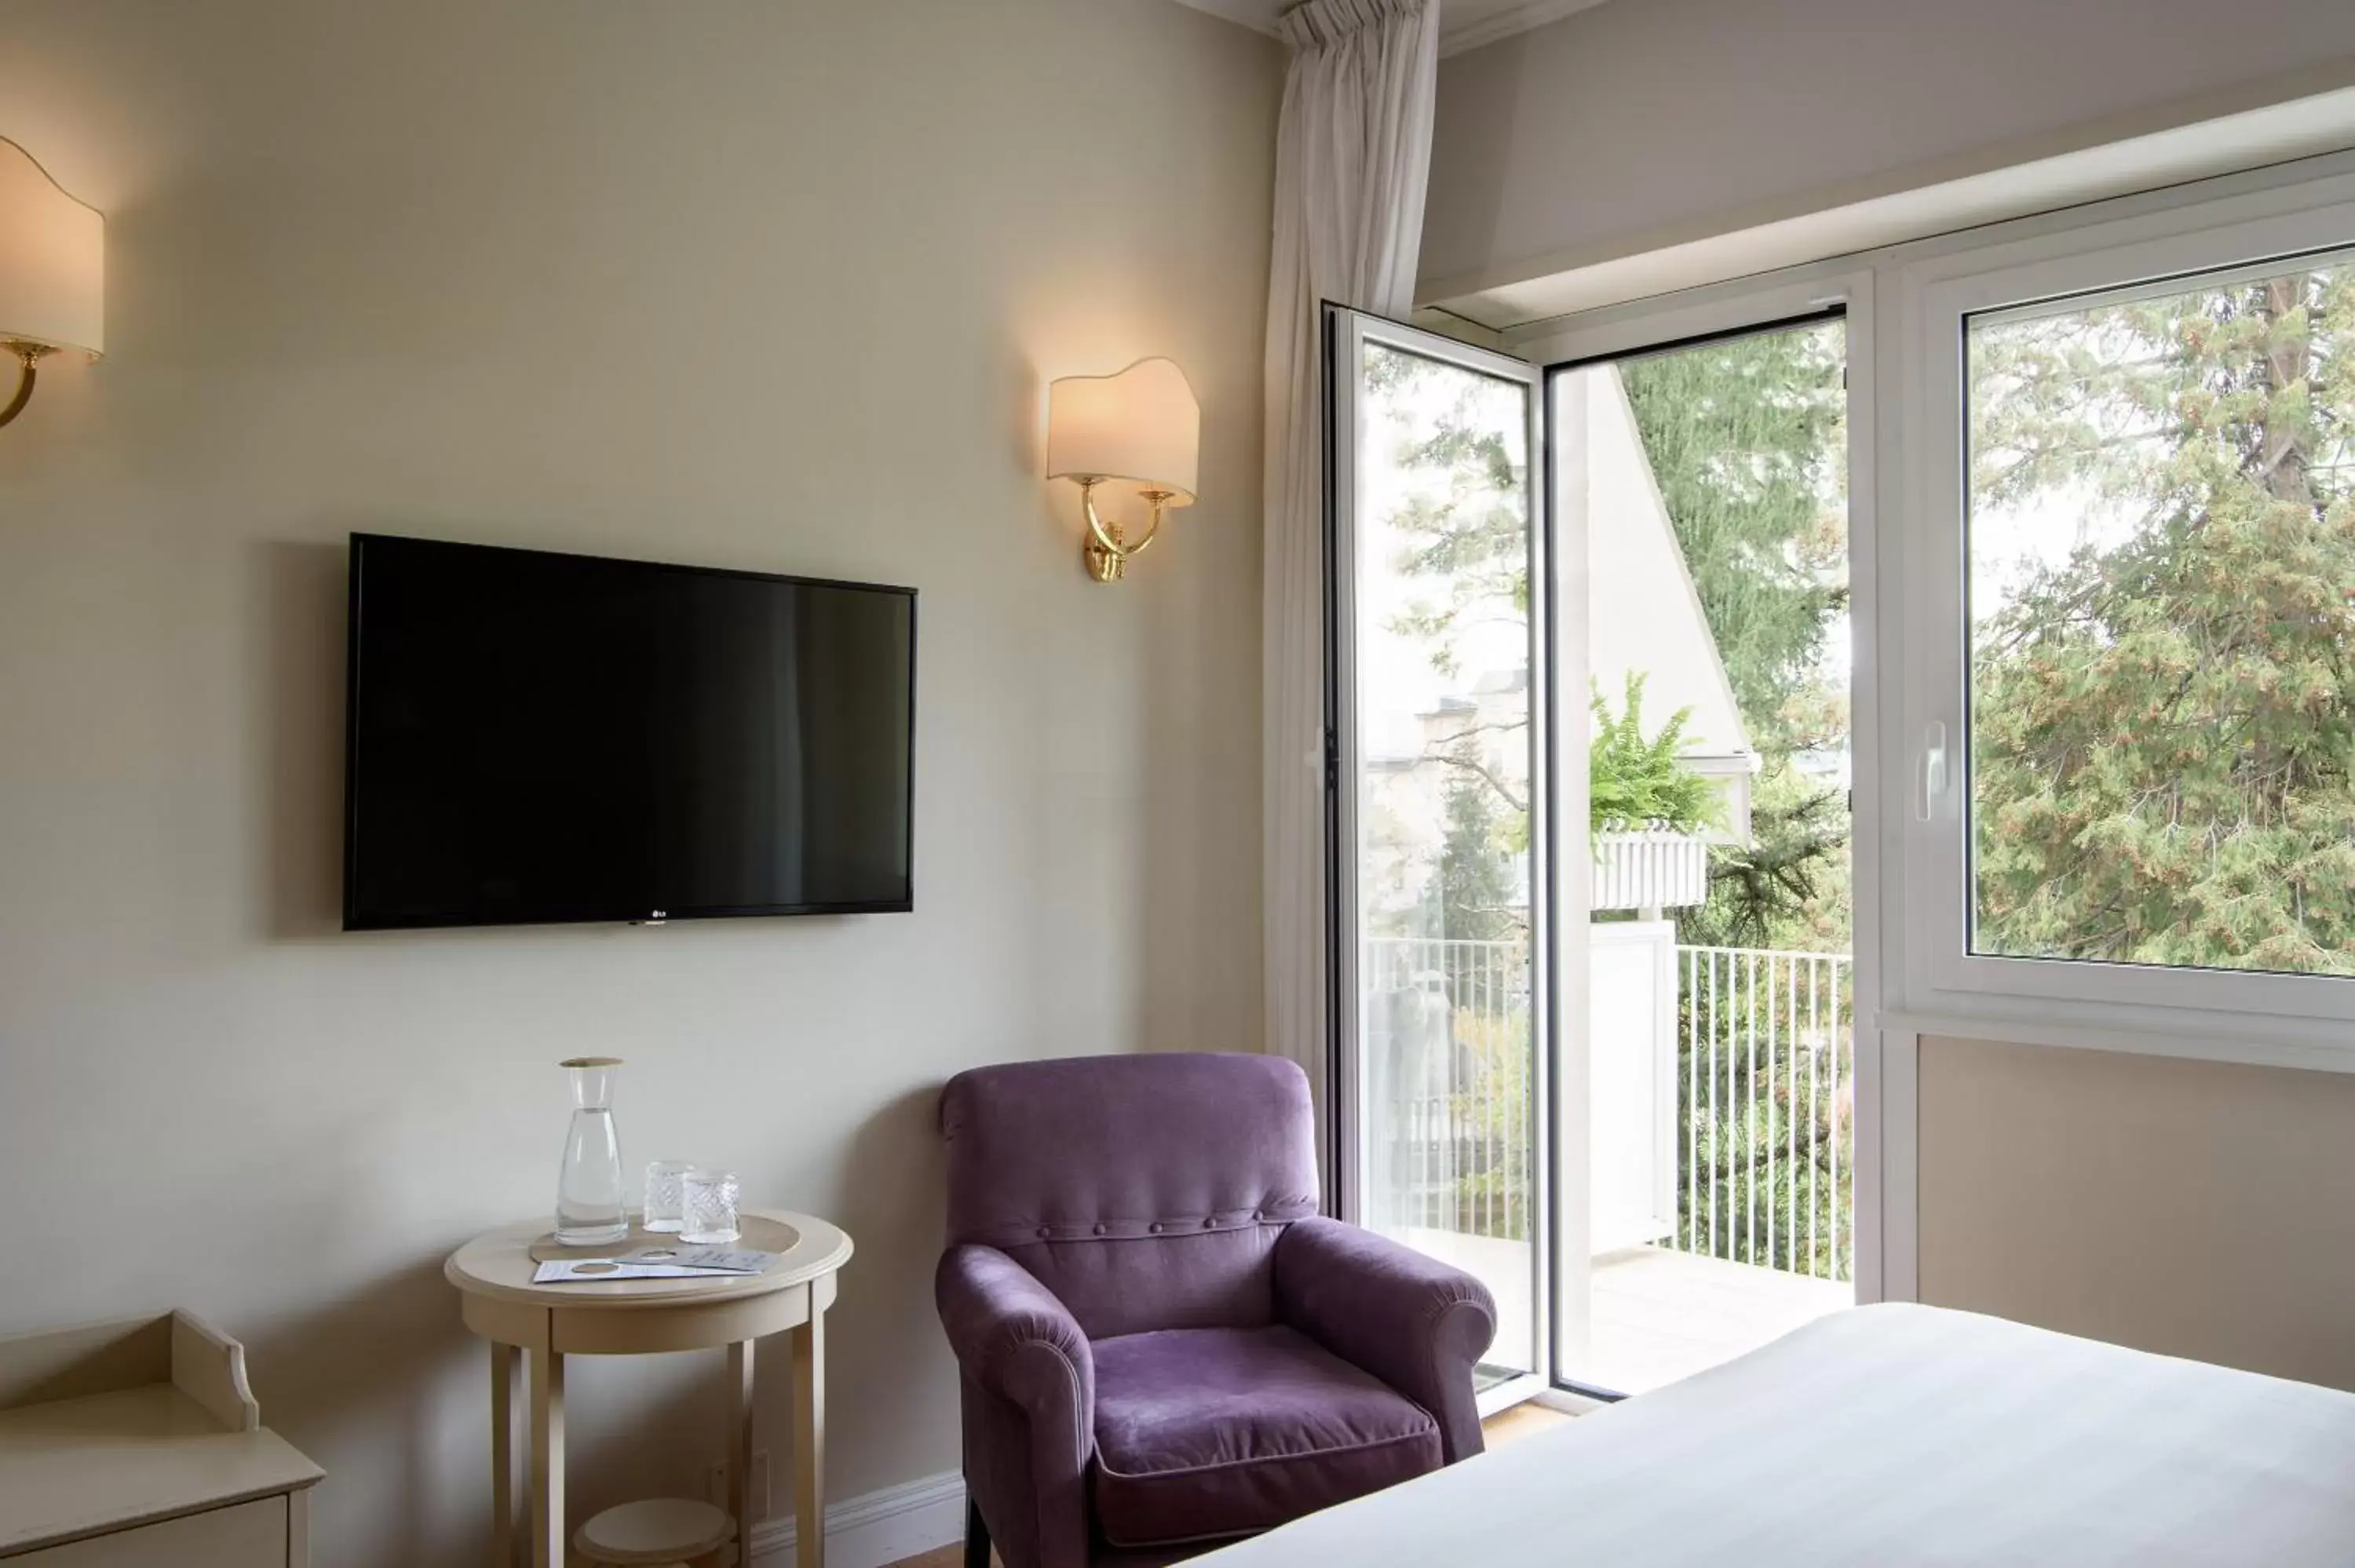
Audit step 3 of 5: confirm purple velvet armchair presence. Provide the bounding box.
[935,1053,1496,1568]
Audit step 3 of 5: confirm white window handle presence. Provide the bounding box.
[1917,721,1948,822]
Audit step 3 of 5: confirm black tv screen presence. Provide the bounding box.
[344,534,915,929]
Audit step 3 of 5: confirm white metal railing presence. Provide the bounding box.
[1591,827,1710,912]
[1364,935,1853,1283]
[1672,946,1853,1282]
[1364,936,1531,1242]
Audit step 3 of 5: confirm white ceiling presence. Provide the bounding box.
[1170,0,1618,57]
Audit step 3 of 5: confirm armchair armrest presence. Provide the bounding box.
[937,1243,1096,1419]
[936,1244,1095,1568]
[1272,1216,1496,1463]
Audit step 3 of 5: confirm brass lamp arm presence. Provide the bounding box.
[1080,479,1164,556]
[1078,478,1176,582]
[0,341,53,430]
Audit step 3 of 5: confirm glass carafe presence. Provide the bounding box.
[554,1056,629,1245]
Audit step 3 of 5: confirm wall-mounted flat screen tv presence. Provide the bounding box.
[344,534,915,929]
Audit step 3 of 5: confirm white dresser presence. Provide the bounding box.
[0,1312,322,1565]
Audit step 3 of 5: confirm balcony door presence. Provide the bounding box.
[1327,302,1862,1404]
[1548,315,1857,1395]
[1325,308,1551,1406]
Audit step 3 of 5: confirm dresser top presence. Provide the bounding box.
[0,1384,321,1555]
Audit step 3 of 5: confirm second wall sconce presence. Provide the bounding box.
[1046,357,1199,583]
[0,135,104,432]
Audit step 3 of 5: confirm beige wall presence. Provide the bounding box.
[0,3,1280,1562]
[1423,0,2355,295]
[1919,1036,2355,1391]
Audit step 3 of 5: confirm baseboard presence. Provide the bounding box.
[749,1469,966,1567]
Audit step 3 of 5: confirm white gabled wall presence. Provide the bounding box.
[1578,365,1751,768]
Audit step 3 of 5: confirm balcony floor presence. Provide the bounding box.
[1585,1244,1851,1395]
[1400,1231,1850,1398]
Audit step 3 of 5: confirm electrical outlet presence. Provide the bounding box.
[750,1448,772,1520]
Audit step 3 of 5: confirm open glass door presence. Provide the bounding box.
[1550,314,1855,1395]
[1326,308,1547,1404]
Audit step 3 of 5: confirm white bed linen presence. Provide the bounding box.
[1197,1304,2355,1566]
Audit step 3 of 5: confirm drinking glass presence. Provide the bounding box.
[681,1169,741,1245]
[643,1159,695,1233]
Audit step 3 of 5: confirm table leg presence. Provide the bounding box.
[529,1344,564,1568]
[793,1304,826,1568]
[491,1342,520,1567]
[726,1339,754,1560]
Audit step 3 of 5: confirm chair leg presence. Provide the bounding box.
[964,1496,991,1568]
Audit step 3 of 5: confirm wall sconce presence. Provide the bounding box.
[1046,357,1199,583]
[0,136,104,432]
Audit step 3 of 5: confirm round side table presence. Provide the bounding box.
[447,1209,853,1568]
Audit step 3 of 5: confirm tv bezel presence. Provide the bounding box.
[341,532,918,932]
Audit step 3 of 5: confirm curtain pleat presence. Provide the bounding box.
[1261,0,1440,1168]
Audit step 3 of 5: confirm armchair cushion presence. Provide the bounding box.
[1089,1324,1440,1549]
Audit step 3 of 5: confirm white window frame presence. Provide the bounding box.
[1890,156,2355,1068]
[1495,145,2355,1305]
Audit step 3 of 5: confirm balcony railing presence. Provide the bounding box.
[1364,936,1532,1243]
[1673,946,1853,1283]
[1365,936,1853,1283]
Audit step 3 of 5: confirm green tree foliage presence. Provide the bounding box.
[1589,673,1712,833]
[1371,330,1855,956]
[1676,775,1849,952]
[1364,347,1535,944]
[1970,266,2355,974]
[1619,324,1849,756]
[1371,346,1530,682]
[1438,761,1521,944]
[1621,326,1856,1282]
[1619,323,1853,954]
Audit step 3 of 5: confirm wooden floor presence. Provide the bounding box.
[886,1406,1575,1568]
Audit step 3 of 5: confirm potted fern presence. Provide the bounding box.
[1590,673,1714,911]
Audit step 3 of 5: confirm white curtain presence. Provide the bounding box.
[1261,0,1442,1147]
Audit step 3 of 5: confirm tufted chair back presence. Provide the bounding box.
[939,1052,1322,1340]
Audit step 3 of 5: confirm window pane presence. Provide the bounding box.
[1352,341,1536,1387]
[1966,253,2355,977]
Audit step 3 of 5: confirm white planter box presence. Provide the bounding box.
[1593,828,1709,912]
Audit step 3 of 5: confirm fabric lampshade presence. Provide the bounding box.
[1046,357,1199,504]
[0,137,103,357]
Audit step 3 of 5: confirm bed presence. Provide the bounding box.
[1195,1303,2355,1566]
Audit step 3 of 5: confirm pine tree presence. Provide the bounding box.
[1619,323,1853,952]
[1970,265,2355,974]
[1619,323,1848,757]
[1437,763,1519,945]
